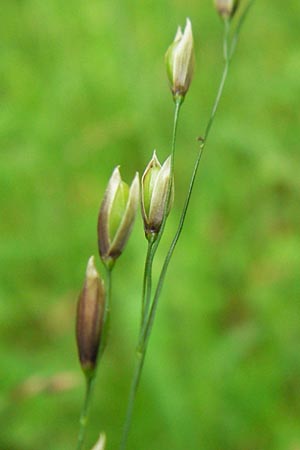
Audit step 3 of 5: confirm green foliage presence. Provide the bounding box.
[1,0,300,449]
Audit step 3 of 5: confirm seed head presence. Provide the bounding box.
[141,151,174,240]
[98,168,139,268]
[165,18,195,101]
[214,0,240,19]
[76,256,105,377]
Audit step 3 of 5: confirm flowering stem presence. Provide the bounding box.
[118,5,254,448]
[142,1,255,355]
[205,17,230,141]
[140,238,155,332]
[141,20,231,354]
[76,374,95,450]
[230,0,255,59]
[100,267,112,357]
[119,97,182,450]
[138,96,182,348]
[140,95,182,331]
[76,266,112,450]
[153,96,183,250]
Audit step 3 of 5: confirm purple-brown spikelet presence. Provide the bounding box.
[76,256,105,376]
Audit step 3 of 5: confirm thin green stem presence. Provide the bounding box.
[205,17,230,141]
[142,0,255,349]
[76,375,95,450]
[153,96,183,251]
[76,267,112,450]
[138,97,182,348]
[118,350,146,450]
[230,0,255,59]
[119,5,254,450]
[140,239,155,331]
[100,267,112,357]
[136,97,182,351]
[119,97,183,450]
[141,19,231,351]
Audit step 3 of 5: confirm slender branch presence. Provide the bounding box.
[142,0,255,352]
[76,374,95,450]
[76,267,112,450]
[119,97,183,450]
[100,267,112,358]
[230,0,255,59]
[138,97,183,349]
[118,350,146,450]
[118,3,255,446]
[141,19,230,356]
[204,17,230,141]
[141,238,155,331]
[154,96,183,250]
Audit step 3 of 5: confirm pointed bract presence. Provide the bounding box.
[98,168,140,267]
[214,0,240,18]
[98,167,121,259]
[76,256,105,377]
[141,152,174,240]
[91,433,106,450]
[109,172,139,259]
[141,150,161,220]
[165,18,195,100]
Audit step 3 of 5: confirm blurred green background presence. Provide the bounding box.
[1,0,300,449]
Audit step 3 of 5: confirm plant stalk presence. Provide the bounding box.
[76,266,112,450]
[138,96,183,348]
[76,374,95,450]
[140,238,155,332]
[119,97,182,450]
[118,3,255,446]
[141,0,255,358]
[100,267,112,358]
